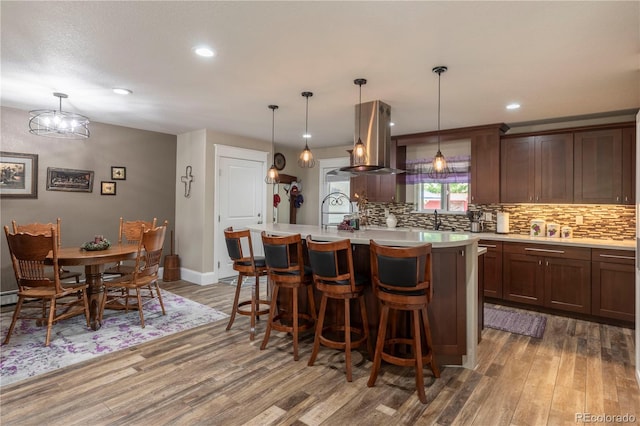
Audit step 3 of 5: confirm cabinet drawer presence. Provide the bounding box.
[478,240,503,252]
[591,249,635,265]
[503,242,590,260]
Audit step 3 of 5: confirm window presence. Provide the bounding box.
[407,155,471,213]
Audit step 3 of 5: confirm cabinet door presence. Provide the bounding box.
[501,136,535,203]
[592,261,635,322]
[471,133,500,204]
[543,258,591,314]
[574,129,623,203]
[622,127,636,204]
[535,133,573,203]
[479,241,503,299]
[503,252,544,306]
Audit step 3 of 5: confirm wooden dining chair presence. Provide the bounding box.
[100,223,167,327]
[104,217,157,276]
[12,218,82,284]
[3,225,90,347]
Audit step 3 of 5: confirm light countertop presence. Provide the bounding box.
[339,225,635,251]
[250,223,479,248]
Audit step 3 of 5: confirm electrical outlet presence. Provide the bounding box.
[483,212,492,221]
[576,215,584,225]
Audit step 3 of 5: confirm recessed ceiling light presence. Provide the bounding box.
[113,88,132,95]
[506,103,521,110]
[194,46,215,57]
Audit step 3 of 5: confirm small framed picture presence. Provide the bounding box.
[101,181,116,195]
[111,166,126,180]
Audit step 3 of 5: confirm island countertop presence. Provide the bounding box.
[249,223,480,248]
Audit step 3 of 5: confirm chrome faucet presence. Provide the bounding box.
[434,210,442,230]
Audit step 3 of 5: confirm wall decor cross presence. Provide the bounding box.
[181,165,194,198]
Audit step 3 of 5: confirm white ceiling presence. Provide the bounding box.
[1,1,639,149]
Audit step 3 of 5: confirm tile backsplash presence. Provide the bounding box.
[365,202,636,240]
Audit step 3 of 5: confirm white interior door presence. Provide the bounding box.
[215,147,266,279]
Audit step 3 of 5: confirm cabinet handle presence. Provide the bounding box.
[546,260,549,267]
[529,196,533,202]
[461,250,465,257]
[479,244,497,248]
[471,196,475,201]
[599,254,635,260]
[625,196,629,203]
[525,247,565,254]
[538,260,542,266]
[616,196,620,202]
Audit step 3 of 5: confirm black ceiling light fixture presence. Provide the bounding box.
[298,91,316,168]
[427,66,451,180]
[29,92,90,139]
[265,104,280,184]
[352,78,368,167]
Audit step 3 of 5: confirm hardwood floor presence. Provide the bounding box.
[1,280,638,425]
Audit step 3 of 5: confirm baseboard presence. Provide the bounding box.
[1,291,18,306]
[175,268,217,285]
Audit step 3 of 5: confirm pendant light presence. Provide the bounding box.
[427,66,451,180]
[298,91,316,168]
[29,92,90,139]
[265,104,280,184]
[352,78,367,166]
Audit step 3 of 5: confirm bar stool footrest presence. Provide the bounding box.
[237,299,271,317]
[319,325,368,350]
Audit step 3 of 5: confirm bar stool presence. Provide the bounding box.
[260,232,316,361]
[224,227,270,341]
[306,236,371,382]
[367,240,440,404]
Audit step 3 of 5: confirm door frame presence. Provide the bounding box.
[213,144,268,283]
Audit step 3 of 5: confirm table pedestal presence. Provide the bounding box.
[84,265,106,330]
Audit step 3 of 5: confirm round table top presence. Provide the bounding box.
[55,244,138,266]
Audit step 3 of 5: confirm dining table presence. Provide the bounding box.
[54,244,138,330]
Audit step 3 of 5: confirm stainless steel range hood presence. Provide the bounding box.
[337,100,404,175]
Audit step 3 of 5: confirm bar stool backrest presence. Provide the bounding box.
[306,237,357,292]
[369,240,433,302]
[224,227,258,271]
[261,232,306,281]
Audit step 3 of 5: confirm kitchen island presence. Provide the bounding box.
[249,223,481,369]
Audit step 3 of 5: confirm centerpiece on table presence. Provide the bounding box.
[81,235,111,251]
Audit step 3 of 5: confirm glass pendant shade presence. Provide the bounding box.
[353,138,367,166]
[29,93,90,139]
[298,91,315,168]
[265,164,279,184]
[265,104,280,184]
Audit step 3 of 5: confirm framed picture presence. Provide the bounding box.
[101,181,116,195]
[46,167,94,192]
[111,166,126,180]
[0,151,38,199]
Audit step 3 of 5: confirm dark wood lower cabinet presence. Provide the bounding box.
[543,257,591,314]
[479,240,503,298]
[592,249,636,322]
[503,251,544,306]
[502,243,592,314]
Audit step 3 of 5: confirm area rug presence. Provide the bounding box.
[0,290,228,387]
[484,306,547,338]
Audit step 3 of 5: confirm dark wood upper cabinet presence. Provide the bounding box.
[501,133,573,203]
[470,131,501,204]
[574,128,623,204]
[574,126,635,205]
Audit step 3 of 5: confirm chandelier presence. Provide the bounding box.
[29,93,90,139]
